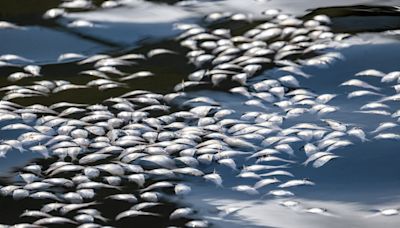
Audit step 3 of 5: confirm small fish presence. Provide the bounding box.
[305,207,333,216]
[347,90,383,99]
[279,179,315,188]
[203,172,223,187]
[169,207,194,219]
[268,189,294,197]
[107,194,137,203]
[34,217,77,225]
[355,69,385,77]
[347,127,367,142]
[366,208,399,217]
[254,178,280,189]
[232,185,259,195]
[374,133,400,140]
[115,209,160,221]
[340,79,380,91]
[175,183,191,195]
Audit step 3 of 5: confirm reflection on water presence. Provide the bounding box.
[0,0,400,227]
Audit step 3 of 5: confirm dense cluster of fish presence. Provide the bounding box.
[0,3,399,228]
[177,10,345,88]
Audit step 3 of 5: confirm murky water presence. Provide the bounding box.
[0,0,400,227]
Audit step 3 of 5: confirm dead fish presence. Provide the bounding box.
[49,164,84,176]
[169,207,194,219]
[79,153,112,165]
[107,194,137,203]
[340,79,380,91]
[147,49,177,58]
[30,191,61,201]
[174,183,191,195]
[60,202,98,215]
[13,189,30,200]
[0,21,23,29]
[203,172,223,187]
[186,220,209,228]
[279,179,315,188]
[232,185,259,195]
[116,210,160,220]
[8,72,34,81]
[355,69,385,77]
[34,217,77,225]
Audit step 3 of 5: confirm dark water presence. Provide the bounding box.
[0,0,400,227]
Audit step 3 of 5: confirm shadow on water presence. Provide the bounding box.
[0,37,196,107]
[0,26,112,64]
[0,0,137,25]
[0,0,59,26]
[303,5,400,33]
